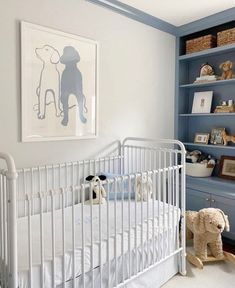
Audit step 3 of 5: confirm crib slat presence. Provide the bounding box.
[72,186,76,287]
[128,175,131,279]
[167,168,171,256]
[99,181,102,288]
[81,185,85,288]
[61,189,66,288]
[3,176,8,287]
[107,181,110,288]
[51,191,56,288]
[134,175,137,276]
[163,167,166,259]
[147,172,150,268]
[176,167,180,250]
[40,194,45,288]
[121,177,124,284]
[140,174,144,272]
[157,170,161,262]
[27,196,33,287]
[0,174,3,283]
[114,179,117,287]
[89,183,94,288]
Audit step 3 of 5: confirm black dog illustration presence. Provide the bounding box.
[60,46,88,126]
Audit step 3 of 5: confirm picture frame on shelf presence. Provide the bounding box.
[210,128,225,145]
[192,91,213,114]
[219,156,235,180]
[194,133,210,144]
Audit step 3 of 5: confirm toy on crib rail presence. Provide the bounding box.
[219,60,234,80]
[222,130,235,145]
[85,175,107,204]
[136,175,153,201]
[186,208,235,269]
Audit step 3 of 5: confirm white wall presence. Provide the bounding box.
[0,0,175,168]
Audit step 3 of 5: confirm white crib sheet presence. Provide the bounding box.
[17,200,180,288]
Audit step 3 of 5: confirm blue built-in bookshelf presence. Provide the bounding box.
[176,20,235,165]
[176,17,235,240]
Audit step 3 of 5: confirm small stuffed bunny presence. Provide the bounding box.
[85,175,107,204]
[136,175,153,201]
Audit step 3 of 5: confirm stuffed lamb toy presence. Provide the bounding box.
[136,175,153,201]
[85,175,107,204]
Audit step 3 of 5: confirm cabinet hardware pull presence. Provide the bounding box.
[206,198,209,201]
[211,199,215,202]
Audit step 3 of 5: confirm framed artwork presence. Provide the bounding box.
[192,91,213,114]
[194,133,209,144]
[210,128,225,145]
[21,21,99,142]
[219,156,235,180]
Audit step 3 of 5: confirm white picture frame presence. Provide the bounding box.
[191,91,213,114]
[21,21,99,142]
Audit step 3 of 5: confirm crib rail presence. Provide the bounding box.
[0,138,186,288]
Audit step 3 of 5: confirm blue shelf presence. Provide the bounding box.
[183,143,235,150]
[180,113,235,117]
[179,43,235,61]
[180,78,235,88]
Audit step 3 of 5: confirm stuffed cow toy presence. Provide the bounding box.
[85,175,107,204]
[186,208,230,260]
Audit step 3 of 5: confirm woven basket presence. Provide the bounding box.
[217,27,235,47]
[186,35,216,54]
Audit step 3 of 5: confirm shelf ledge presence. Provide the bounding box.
[180,78,235,88]
[179,43,235,61]
[179,113,235,117]
[183,143,235,150]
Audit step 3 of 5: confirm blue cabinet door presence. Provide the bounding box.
[186,188,211,211]
[211,195,235,241]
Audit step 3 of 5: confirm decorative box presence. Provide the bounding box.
[217,28,235,47]
[186,35,216,54]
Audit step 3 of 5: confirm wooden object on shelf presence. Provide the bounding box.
[186,35,216,54]
[187,251,235,269]
[217,27,235,47]
[214,104,235,113]
[222,131,235,146]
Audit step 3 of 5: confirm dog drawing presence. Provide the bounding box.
[60,46,88,126]
[35,45,61,119]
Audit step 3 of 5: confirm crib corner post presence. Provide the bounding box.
[6,170,18,288]
[180,147,186,276]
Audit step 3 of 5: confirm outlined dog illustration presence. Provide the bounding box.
[60,46,88,126]
[35,45,61,119]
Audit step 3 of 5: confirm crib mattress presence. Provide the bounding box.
[17,200,180,288]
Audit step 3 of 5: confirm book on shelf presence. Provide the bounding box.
[194,75,218,84]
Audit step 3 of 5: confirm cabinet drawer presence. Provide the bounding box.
[211,195,235,241]
[186,188,210,211]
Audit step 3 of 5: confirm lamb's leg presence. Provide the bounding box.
[209,240,224,259]
[194,235,207,260]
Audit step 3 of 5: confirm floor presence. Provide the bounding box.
[163,242,235,288]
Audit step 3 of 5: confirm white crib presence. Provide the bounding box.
[0,137,186,288]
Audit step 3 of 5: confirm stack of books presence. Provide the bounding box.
[194,75,218,84]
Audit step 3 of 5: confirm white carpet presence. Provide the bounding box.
[163,260,235,288]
